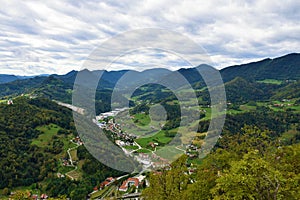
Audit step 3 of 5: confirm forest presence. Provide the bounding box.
[0,97,125,199]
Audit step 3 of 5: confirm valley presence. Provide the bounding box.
[0,53,300,199]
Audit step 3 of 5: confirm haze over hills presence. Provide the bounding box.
[0,74,49,84]
[1,53,299,83]
[0,53,299,107]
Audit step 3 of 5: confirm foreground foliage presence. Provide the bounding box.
[143,127,300,200]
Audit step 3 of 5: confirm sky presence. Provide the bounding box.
[0,0,299,75]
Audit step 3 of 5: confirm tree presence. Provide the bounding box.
[70,188,88,200]
[212,151,284,200]
[143,155,189,200]
[2,187,10,196]
[183,149,238,200]
[10,190,31,200]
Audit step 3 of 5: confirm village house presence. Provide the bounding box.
[73,136,83,145]
[7,99,13,105]
[119,177,139,192]
[99,177,116,190]
[40,193,48,199]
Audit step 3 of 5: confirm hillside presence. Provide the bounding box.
[0,97,125,199]
[0,74,20,84]
[221,53,300,82]
[225,77,265,103]
[271,80,300,100]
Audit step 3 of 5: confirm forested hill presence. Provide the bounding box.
[220,53,300,82]
[0,97,75,189]
[0,97,125,199]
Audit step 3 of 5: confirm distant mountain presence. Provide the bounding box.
[0,53,299,104]
[221,53,300,82]
[0,74,49,84]
[0,74,19,84]
[0,76,47,97]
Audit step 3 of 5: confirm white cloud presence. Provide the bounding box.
[0,0,299,75]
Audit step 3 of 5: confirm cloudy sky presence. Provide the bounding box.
[0,0,299,75]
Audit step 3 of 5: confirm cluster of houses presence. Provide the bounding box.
[151,154,170,169]
[96,108,128,120]
[273,103,292,107]
[135,153,170,169]
[9,192,49,200]
[96,115,137,146]
[186,144,199,158]
[61,157,71,166]
[272,100,293,108]
[31,193,48,200]
[92,175,146,194]
[93,177,116,192]
[57,172,65,178]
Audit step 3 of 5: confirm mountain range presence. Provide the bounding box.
[0,53,299,107]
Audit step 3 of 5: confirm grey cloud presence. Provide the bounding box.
[0,0,299,75]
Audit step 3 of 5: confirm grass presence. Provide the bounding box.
[0,99,6,104]
[135,148,152,153]
[31,124,61,147]
[135,130,175,149]
[240,104,256,111]
[62,139,77,151]
[66,169,81,180]
[268,100,300,112]
[69,148,78,161]
[32,124,76,150]
[200,107,212,121]
[134,113,151,126]
[58,165,75,174]
[188,158,203,165]
[257,79,283,85]
[116,111,161,137]
[123,145,139,150]
[155,145,184,160]
[90,185,111,199]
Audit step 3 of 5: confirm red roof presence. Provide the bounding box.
[119,181,128,191]
[106,177,114,182]
[40,194,48,199]
[119,177,139,191]
[127,178,139,187]
[100,177,115,188]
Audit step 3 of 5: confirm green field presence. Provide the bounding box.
[31,124,62,147]
[0,99,6,104]
[69,148,78,161]
[257,79,283,85]
[90,185,114,199]
[135,148,152,153]
[31,124,76,150]
[155,145,184,160]
[66,169,81,180]
[134,113,151,126]
[116,111,161,137]
[123,145,139,150]
[58,165,75,174]
[136,130,175,149]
